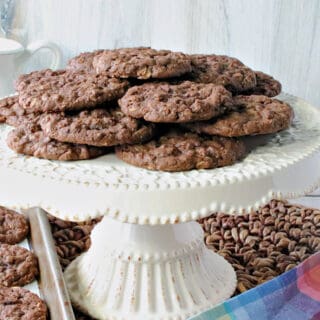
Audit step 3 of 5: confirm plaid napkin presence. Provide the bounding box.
[190,252,320,320]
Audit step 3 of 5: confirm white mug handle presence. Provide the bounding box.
[24,40,62,70]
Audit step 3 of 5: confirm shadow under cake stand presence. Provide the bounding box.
[1,94,320,320]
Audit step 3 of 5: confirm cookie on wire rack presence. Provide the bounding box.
[0,206,29,245]
[0,287,47,320]
[0,244,38,287]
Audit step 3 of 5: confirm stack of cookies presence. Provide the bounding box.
[0,206,48,319]
[0,47,293,172]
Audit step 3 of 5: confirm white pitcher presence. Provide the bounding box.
[0,38,61,98]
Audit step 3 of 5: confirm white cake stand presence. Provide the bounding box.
[1,94,320,320]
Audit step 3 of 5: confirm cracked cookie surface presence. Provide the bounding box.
[17,69,129,113]
[15,69,66,92]
[40,107,155,147]
[7,127,108,161]
[116,130,246,172]
[185,95,293,137]
[66,50,104,73]
[0,206,29,245]
[0,244,38,287]
[190,54,257,92]
[242,71,281,97]
[93,47,192,79]
[0,287,47,320]
[119,81,232,123]
[0,96,18,123]
[0,96,40,128]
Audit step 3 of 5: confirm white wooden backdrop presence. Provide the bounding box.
[4,0,320,107]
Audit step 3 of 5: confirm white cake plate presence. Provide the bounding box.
[1,94,320,320]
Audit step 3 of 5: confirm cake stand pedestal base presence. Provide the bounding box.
[64,217,236,320]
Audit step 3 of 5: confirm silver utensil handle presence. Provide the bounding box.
[25,207,76,320]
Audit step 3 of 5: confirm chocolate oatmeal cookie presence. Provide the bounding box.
[0,287,47,320]
[185,95,293,137]
[40,107,155,147]
[0,96,17,123]
[66,50,104,73]
[15,69,66,92]
[190,54,257,92]
[0,96,41,129]
[93,47,192,79]
[17,69,129,113]
[7,127,107,161]
[0,207,29,245]
[0,244,38,287]
[116,130,246,172]
[242,71,282,97]
[119,81,232,123]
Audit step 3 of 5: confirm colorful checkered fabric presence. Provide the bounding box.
[190,252,320,320]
